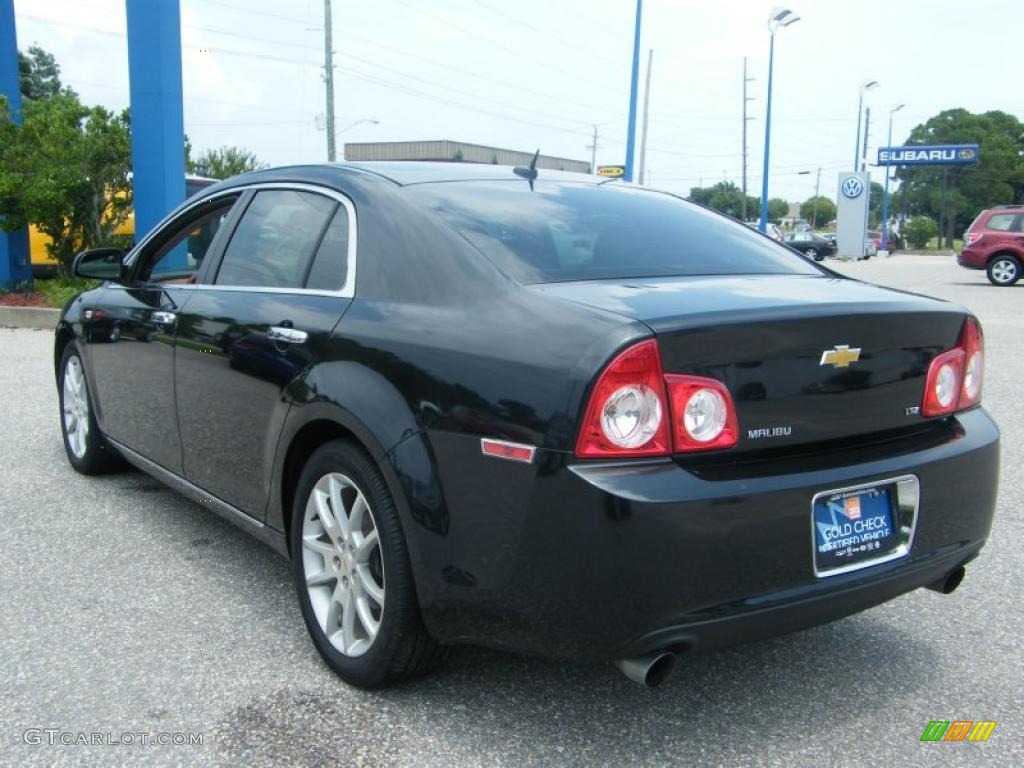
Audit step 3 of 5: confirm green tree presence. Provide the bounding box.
[895,109,1024,246]
[18,45,68,101]
[902,216,938,249]
[188,145,265,180]
[688,181,757,220]
[866,181,885,227]
[799,196,836,228]
[0,92,132,272]
[767,197,789,222]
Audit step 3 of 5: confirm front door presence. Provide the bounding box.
[87,196,241,471]
[174,187,354,516]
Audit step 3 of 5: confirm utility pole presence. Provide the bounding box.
[742,56,755,221]
[860,106,871,173]
[586,125,599,173]
[323,0,337,162]
[638,49,653,185]
[812,166,821,227]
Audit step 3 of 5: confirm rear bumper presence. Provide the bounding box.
[957,248,986,269]
[413,409,999,662]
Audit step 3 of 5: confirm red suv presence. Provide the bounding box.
[958,205,1024,286]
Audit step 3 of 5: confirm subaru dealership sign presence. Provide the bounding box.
[877,144,980,166]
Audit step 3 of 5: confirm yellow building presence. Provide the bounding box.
[30,176,216,275]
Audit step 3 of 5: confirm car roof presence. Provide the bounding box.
[289,161,602,186]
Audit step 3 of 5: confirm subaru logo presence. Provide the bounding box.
[841,177,864,199]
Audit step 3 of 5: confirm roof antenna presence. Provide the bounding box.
[513,149,540,191]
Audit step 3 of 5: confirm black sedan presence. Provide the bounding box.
[783,231,836,261]
[57,162,999,688]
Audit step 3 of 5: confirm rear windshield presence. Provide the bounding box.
[413,181,819,283]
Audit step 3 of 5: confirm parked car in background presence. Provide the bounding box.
[783,232,836,261]
[56,162,999,689]
[864,239,878,259]
[868,229,901,253]
[958,205,1024,286]
[745,221,784,242]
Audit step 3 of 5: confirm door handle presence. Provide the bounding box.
[267,326,308,345]
[151,311,177,326]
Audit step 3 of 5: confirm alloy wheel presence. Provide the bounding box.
[990,258,1017,285]
[301,472,385,657]
[62,356,90,459]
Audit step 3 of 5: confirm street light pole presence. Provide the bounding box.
[853,80,878,171]
[758,7,800,234]
[623,0,643,182]
[881,103,904,252]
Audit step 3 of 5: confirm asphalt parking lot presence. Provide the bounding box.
[1,253,1021,767]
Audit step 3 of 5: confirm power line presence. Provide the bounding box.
[389,0,626,97]
[472,0,623,67]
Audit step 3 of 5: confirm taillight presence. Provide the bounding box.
[665,375,739,451]
[575,340,671,458]
[965,232,982,246]
[959,317,984,408]
[921,317,984,417]
[575,340,739,458]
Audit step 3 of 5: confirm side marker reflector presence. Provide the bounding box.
[481,439,536,464]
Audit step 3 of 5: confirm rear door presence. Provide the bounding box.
[174,184,356,517]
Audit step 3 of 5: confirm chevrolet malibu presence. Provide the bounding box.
[56,162,999,688]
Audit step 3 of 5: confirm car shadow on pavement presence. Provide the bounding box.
[182,488,940,765]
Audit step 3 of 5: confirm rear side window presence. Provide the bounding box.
[986,214,1018,232]
[216,190,336,288]
[304,207,349,291]
[414,182,819,283]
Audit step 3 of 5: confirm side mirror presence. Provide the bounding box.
[72,248,126,282]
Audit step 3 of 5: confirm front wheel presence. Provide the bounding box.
[987,255,1021,286]
[290,439,442,688]
[805,247,821,262]
[58,342,124,474]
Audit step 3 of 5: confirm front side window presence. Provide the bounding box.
[216,190,337,288]
[142,201,235,283]
[414,182,820,284]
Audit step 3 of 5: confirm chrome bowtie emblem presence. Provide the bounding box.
[820,345,861,368]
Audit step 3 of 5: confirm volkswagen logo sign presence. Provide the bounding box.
[841,177,865,199]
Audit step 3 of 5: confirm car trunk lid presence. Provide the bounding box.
[532,274,968,452]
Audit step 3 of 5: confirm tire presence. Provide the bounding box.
[290,439,442,688]
[805,247,821,262]
[987,254,1021,286]
[58,342,124,475]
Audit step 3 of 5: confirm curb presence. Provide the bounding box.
[0,305,60,329]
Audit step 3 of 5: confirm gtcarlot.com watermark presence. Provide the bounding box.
[22,729,203,747]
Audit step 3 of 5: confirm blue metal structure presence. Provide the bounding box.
[623,0,643,183]
[757,29,775,234]
[125,0,186,248]
[0,0,31,289]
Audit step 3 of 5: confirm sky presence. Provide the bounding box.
[11,0,1024,205]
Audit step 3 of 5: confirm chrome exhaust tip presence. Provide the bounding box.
[926,566,966,595]
[615,651,677,687]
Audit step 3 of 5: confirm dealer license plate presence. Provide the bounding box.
[813,484,897,576]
